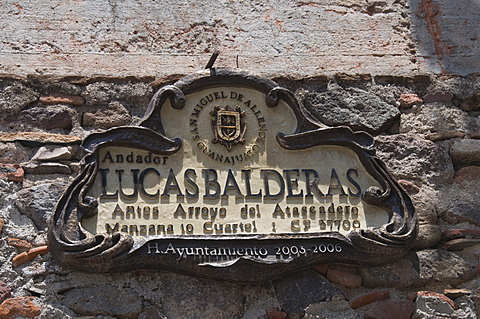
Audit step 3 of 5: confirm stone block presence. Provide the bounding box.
[304,296,362,319]
[363,300,414,319]
[438,166,480,227]
[31,145,74,161]
[0,82,38,113]
[359,257,419,289]
[61,286,142,318]
[138,306,167,319]
[412,224,442,250]
[0,143,31,164]
[450,139,480,166]
[416,249,474,287]
[15,182,67,230]
[424,92,454,103]
[22,162,72,175]
[83,102,131,128]
[0,132,81,146]
[375,134,454,188]
[304,84,400,134]
[461,93,480,111]
[21,105,72,130]
[273,269,342,316]
[399,103,472,135]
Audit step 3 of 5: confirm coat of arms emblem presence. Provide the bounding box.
[210,105,246,151]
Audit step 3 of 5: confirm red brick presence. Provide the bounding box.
[397,179,420,194]
[454,166,480,184]
[39,93,85,106]
[441,238,480,251]
[417,291,457,310]
[326,268,362,288]
[425,131,465,142]
[444,288,472,299]
[443,229,480,240]
[398,94,423,108]
[0,297,41,319]
[406,291,418,300]
[0,282,11,303]
[12,246,49,266]
[311,264,329,275]
[6,238,32,250]
[0,164,24,183]
[266,308,287,319]
[349,289,390,310]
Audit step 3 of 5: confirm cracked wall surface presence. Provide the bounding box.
[0,0,419,77]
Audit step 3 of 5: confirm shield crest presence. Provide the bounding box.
[217,109,240,141]
[210,105,246,151]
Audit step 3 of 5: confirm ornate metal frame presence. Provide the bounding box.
[48,68,417,282]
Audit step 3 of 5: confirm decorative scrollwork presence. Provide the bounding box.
[48,68,416,281]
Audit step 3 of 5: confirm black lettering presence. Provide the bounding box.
[99,168,118,199]
[101,151,114,163]
[184,169,199,198]
[191,105,202,117]
[242,169,262,199]
[262,169,285,199]
[326,169,347,197]
[346,168,362,197]
[105,223,119,234]
[117,169,139,200]
[222,169,244,198]
[144,152,152,163]
[302,169,325,197]
[203,169,220,199]
[284,169,303,198]
[161,169,184,198]
[139,168,160,200]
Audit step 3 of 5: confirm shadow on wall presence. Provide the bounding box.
[409,0,480,75]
